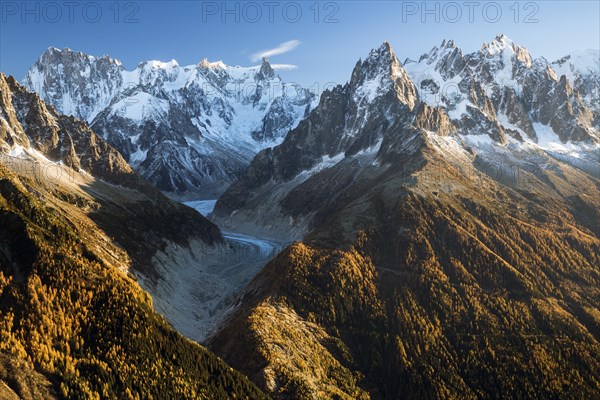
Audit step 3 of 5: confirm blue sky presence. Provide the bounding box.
[1,1,599,87]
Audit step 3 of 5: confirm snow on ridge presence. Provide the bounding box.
[552,49,600,74]
[355,74,386,103]
[482,34,517,56]
[461,133,494,147]
[550,49,600,90]
[527,123,598,155]
[145,59,179,69]
[496,113,527,138]
[108,92,169,123]
[403,59,464,111]
[460,120,599,160]
[295,152,346,182]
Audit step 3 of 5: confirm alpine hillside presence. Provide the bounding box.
[207,37,600,399]
[213,35,599,237]
[0,73,268,399]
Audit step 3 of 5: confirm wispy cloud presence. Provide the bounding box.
[250,40,301,62]
[271,64,298,70]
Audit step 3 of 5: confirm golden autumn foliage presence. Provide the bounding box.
[0,165,267,399]
[211,187,600,399]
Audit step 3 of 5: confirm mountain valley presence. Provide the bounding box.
[0,33,598,399]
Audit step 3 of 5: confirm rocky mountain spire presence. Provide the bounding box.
[257,57,276,80]
[481,34,532,67]
[350,41,418,110]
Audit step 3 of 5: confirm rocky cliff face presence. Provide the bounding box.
[207,38,600,399]
[213,36,599,238]
[0,74,268,398]
[404,34,598,143]
[551,49,600,121]
[24,49,316,196]
[2,73,133,184]
[1,72,224,272]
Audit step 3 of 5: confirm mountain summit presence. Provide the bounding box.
[208,39,600,399]
[23,48,317,196]
[350,41,418,110]
[214,38,599,237]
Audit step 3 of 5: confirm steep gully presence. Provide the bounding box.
[137,199,286,343]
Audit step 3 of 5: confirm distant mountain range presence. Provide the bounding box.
[1,34,598,399]
[23,37,599,201]
[24,49,316,197]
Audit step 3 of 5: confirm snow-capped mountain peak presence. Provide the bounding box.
[440,39,457,49]
[483,34,532,68]
[257,57,276,80]
[24,48,317,196]
[198,58,226,70]
[401,35,599,147]
[481,34,513,53]
[350,41,417,109]
[352,41,394,83]
[418,39,460,64]
[42,46,122,67]
[141,59,180,69]
[25,47,125,122]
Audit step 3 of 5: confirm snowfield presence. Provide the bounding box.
[23,47,318,195]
